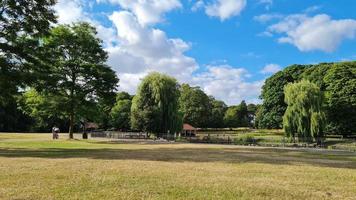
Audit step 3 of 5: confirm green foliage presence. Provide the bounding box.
[323,62,356,135]
[131,72,182,136]
[0,0,56,131]
[259,65,307,129]
[283,80,326,142]
[234,135,256,145]
[41,23,118,137]
[110,92,133,130]
[179,84,212,127]
[224,106,239,127]
[260,61,355,135]
[208,97,227,128]
[18,89,66,132]
[247,104,259,127]
[223,101,250,127]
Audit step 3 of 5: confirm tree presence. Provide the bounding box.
[179,84,212,128]
[131,72,182,136]
[224,106,239,127]
[238,100,249,127]
[283,80,325,143]
[42,23,118,138]
[259,65,307,129]
[18,89,67,132]
[0,0,56,131]
[323,62,356,135]
[247,103,258,127]
[223,101,250,127]
[208,97,227,128]
[110,92,133,130]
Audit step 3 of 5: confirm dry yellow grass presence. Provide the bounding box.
[0,133,355,200]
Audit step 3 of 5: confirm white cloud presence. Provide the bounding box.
[254,13,283,23]
[205,0,247,21]
[192,0,205,12]
[267,14,356,52]
[54,0,264,104]
[109,11,198,80]
[260,63,281,74]
[54,0,86,24]
[191,65,263,104]
[99,0,181,26]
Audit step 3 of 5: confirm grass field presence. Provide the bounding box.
[0,133,356,200]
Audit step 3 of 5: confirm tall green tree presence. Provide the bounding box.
[42,23,118,138]
[179,84,212,128]
[110,92,133,130]
[238,100,249,127]
[18,89,67,132]
[283,80,325,143]
[259,65,307,129]
[223,100,250,127]
[0,0,56,131]
[131,72,182,136]
[247,103,258,127]
[208,97,227,128]
[224,106,239,127]
[323,62,356,135]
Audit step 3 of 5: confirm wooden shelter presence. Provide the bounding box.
[181,123,197,137]
[85,122,99,131]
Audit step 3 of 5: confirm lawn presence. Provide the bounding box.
[0,133,356,200]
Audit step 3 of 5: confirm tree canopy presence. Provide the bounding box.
[0,0,56,132]
[110,92,133,130]
[42,23,118,138]
[258,65,307,129]
[179,84,212,128]
[283,80,326,142]
[131,72,182,136]
[260,61,356,135]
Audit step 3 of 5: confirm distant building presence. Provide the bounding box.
[85,122,99,131]
[181,123,197,137]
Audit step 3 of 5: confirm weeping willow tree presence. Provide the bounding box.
[283,80,325,143]
[131,72,182,137]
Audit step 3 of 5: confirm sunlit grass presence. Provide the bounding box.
[0,133,355,200]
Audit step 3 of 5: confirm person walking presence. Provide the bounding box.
[52,126,60,139]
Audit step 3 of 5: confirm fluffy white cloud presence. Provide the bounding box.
[260,63,281,74]
[192,0,205,12]
[54,0,86,24]
[268,14,356,52]
[109,11,198,80]
[192,65,263,104]
[54,0,264,104]
[205,0,246,21]
[254,13,283,23]
[99,0,181,26]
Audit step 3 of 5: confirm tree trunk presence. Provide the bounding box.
[69,71,76,139]
[69,112,74,139]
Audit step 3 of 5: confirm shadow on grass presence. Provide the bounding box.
[0,145,355,169]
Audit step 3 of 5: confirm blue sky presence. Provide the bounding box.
[54,0,356,105]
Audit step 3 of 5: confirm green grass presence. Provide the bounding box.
[0,133,356,200]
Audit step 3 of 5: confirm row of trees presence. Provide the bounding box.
[258,62,356,136]
[110,75,258,134]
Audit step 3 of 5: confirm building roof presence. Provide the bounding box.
[183,123,196,131]
[85,122,99,129]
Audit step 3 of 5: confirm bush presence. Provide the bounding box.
[234,135,256,145]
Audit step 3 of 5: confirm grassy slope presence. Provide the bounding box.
[0,133,356,200]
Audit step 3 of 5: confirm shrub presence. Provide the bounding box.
[234,135,256,145]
